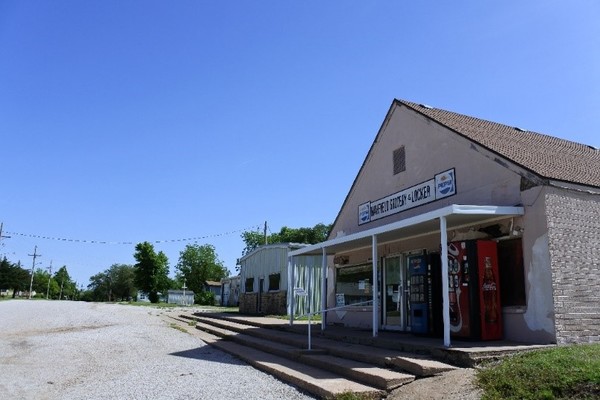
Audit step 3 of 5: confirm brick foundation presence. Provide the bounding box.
[238,290,287,315]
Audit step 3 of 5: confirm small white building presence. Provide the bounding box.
[136,292,166,303]
[167,290,195,306]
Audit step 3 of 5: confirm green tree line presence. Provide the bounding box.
[84,242,228,305]
[2,223,330,303]
[0,257,78,299]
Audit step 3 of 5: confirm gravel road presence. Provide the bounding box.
[0,300,315,400]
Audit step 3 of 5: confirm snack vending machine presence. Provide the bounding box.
[408,254,429,334]
[447,240,502,340]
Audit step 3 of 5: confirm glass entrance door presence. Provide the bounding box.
[383,256,408,330]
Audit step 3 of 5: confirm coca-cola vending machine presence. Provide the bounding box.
[447,240,502,340]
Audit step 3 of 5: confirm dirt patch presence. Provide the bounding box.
[387,368,482,400]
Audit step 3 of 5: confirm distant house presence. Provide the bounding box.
[136,292,166,303]
[220,276,241,307]
[167,290,195,306]
[239,243,324,316]
[203,281,222,304]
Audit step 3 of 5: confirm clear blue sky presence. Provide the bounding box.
[1,1,599,287]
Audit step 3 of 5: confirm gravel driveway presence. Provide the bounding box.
[0,300,314,400]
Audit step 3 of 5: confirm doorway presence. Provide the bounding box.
[382,256,407,330]
[382,251,428,332]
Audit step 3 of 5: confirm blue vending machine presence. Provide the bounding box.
[408,254,429,334]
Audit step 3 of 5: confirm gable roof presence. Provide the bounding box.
[328,99,600,239]
[397,99,600,188]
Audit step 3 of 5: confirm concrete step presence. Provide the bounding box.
[189,314,456,377]
[167,316,384,399]
[299,353,414,391]
[193,320,414,391]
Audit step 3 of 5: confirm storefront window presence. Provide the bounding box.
[335,264,374,306]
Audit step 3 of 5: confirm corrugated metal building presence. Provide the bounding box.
[239,243,323,316]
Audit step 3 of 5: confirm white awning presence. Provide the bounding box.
[289,204,524,257]
[287,204,524,347]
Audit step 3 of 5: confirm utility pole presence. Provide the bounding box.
[0,222,11,249]
[28,246,41,299]
[182,278,187,306]
[46,260,53,299]
[264,221,268,245]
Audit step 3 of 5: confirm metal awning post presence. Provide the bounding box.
[307,260,312,350]
[321,247,327,331]
[288,256,294,326]
[440,216,451,348]
[372,234,378,337]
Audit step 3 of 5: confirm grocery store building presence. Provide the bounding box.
[289,99,600,346]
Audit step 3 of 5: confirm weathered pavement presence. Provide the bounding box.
[0,301,315,400]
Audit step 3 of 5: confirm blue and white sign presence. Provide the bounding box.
[358,168,456,225]
[435,169,456,198]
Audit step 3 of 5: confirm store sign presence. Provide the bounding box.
[358,168,456,225]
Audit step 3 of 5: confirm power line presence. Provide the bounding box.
[5,224,262,246]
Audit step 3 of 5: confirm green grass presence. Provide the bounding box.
[122,301,180,308]
[476,343,600,400]
[266,313,322,322]
[332,391,372,400]
[169,323,188,334]
[120,301,239,313]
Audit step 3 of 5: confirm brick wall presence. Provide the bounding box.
[545,190,600,344]
[239,292,258,314]
[260,290,287,315]
[238,291,287,315]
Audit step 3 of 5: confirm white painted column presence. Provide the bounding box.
[321,247,327,331]
[440,216,451,348]
[372,234,379,337]
[288,256,294,326]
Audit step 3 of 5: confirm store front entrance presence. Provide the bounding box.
[382,251,429,332]
[382,256,404,330]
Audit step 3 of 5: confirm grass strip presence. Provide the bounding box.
[477,343,600,400]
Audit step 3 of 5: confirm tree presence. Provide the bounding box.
[133,242,169,303]
[108,264,136,301]
[32,268,51,297]
[86,264,136,302]
[175,244,227,304]
[240,223,332,257]
[54,266,76,300]
[88,271,111,301]
[0,258,31,298]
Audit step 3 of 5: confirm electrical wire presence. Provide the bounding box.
[5,224,262,246]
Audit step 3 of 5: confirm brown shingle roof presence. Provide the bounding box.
[397,99,600,189]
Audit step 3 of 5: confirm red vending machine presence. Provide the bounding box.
[447,240,502,340]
